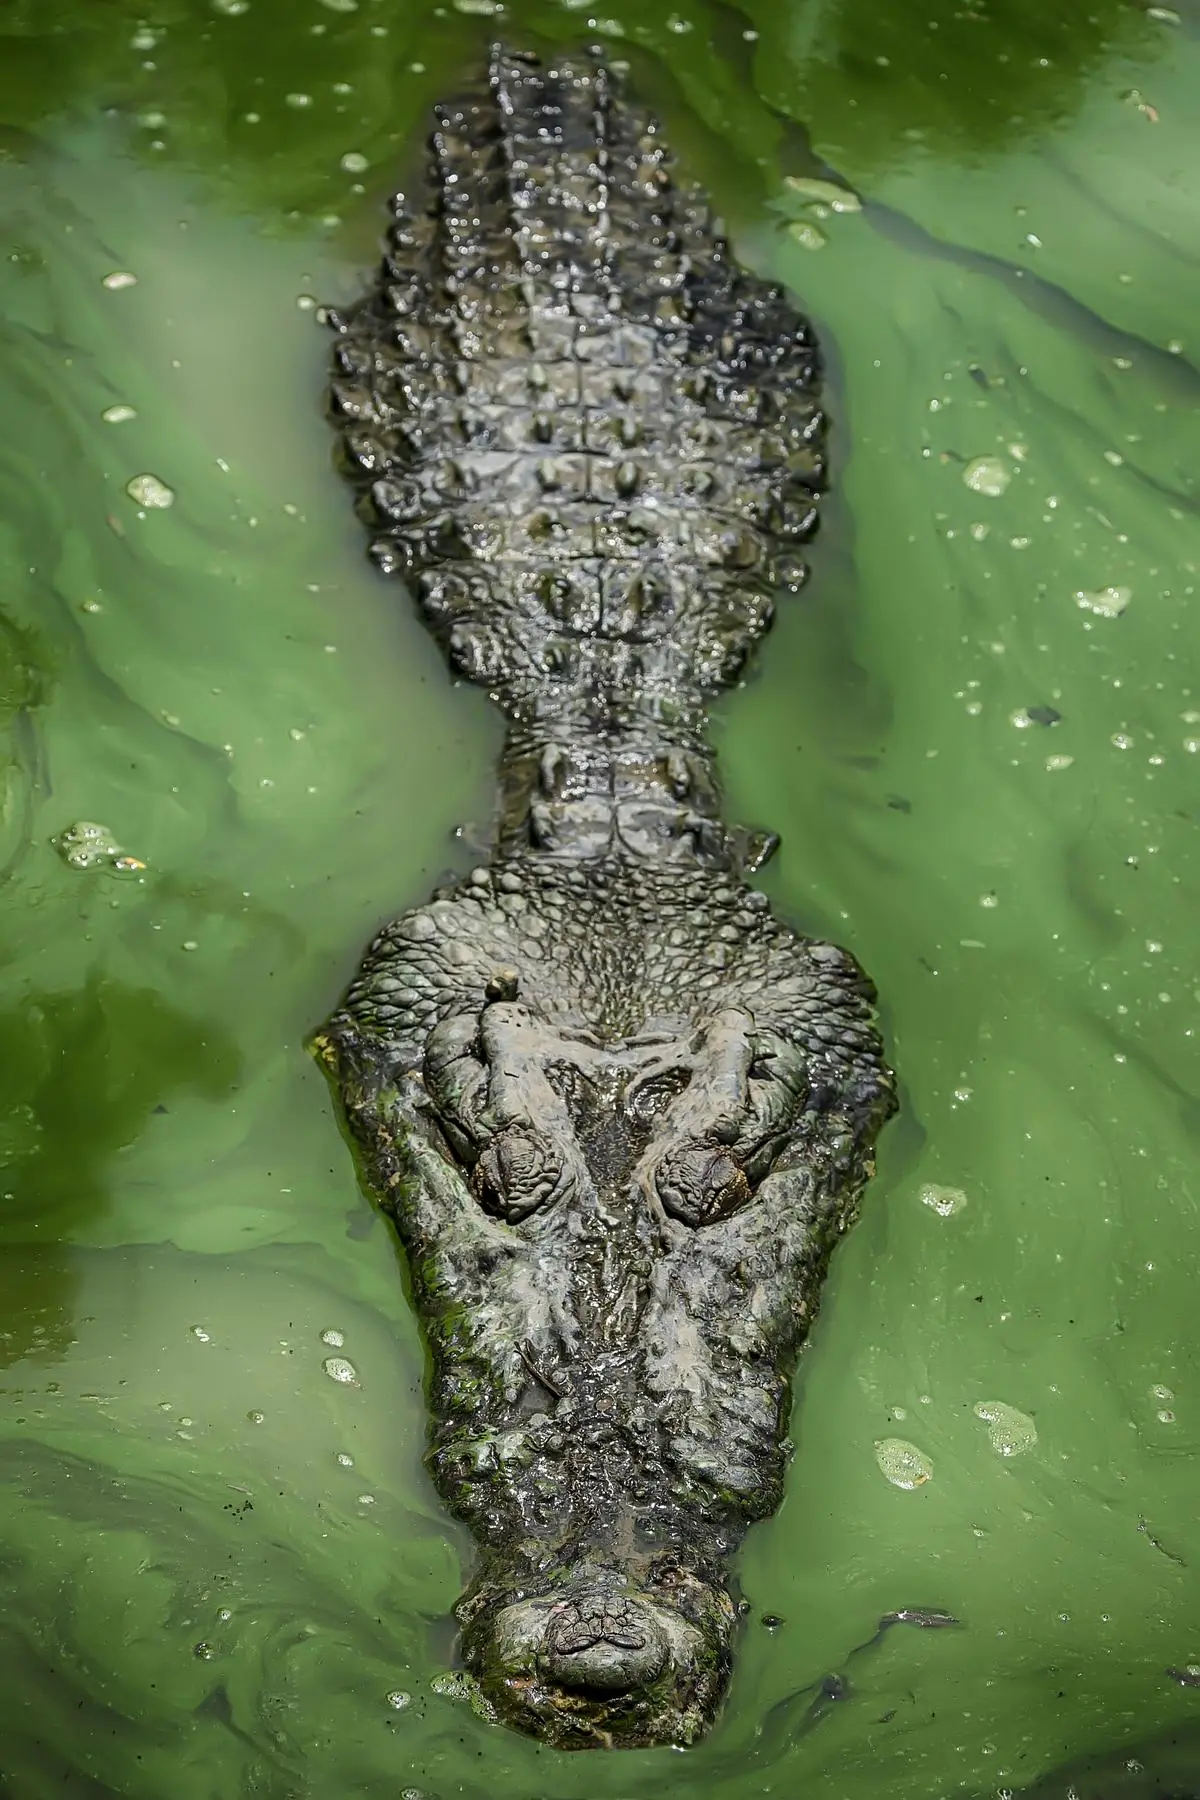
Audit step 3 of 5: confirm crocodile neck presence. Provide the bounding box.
[494,704,737,870]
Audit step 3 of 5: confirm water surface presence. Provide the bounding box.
[0,0,1197,1794]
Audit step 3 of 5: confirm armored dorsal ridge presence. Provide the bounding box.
[328,41,825,872]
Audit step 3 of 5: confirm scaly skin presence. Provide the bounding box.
[317,45,895,1750]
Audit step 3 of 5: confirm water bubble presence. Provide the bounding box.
[335,1451,354,1467]
[193,1641,215,1659]
[190,1326,211,1343]
[787,220,827,251]
[1075,585,1131,617]
[874,1438,934,1488]
[386,1689,412,1710]
[432,1671,475,1700]
[783,176,861,213]
[54,821,146,874]
[247,1410,265,1424]
[1045,754,1074,772]
[920,1183,967,1218]
[103,270,138,290]
[962,456,1011,497]
[126,472,175,509]
[340,151,368,174]
[101,404,137,423]
[320,1328,345,1348]
[322,1356,359,1385]
[285,92,313,108]
[974,1400,1037,1456]
[1151,1384,1175,1401]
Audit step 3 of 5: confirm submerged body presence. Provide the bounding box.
[318,46,894,1749]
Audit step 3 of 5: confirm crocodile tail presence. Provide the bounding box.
[327,45,824,744]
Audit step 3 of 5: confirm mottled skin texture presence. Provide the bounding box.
[317,46,895,1749]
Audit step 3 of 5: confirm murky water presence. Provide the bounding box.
[0,0,1197,1793]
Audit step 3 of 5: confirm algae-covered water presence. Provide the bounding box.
[0,0,1197,1793]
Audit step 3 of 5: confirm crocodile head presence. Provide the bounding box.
[458,1551,737,1748]
[324,880,893,1749]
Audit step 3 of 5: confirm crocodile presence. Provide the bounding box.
[315,44,895,1751]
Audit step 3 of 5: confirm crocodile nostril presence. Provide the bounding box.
[539,1595,669,1694]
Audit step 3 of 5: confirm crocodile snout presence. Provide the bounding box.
[463,1559,736,1746]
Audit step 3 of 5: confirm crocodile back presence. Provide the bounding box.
[328,45,825,752]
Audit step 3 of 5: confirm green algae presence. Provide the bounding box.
[0,0,1197,1795]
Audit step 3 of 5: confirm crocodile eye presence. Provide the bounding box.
[473,1127,563,1223]
[655,1142,750,1227]
[624,1067,690,1126]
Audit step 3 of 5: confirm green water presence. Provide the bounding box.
[0,0,1197,1793]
